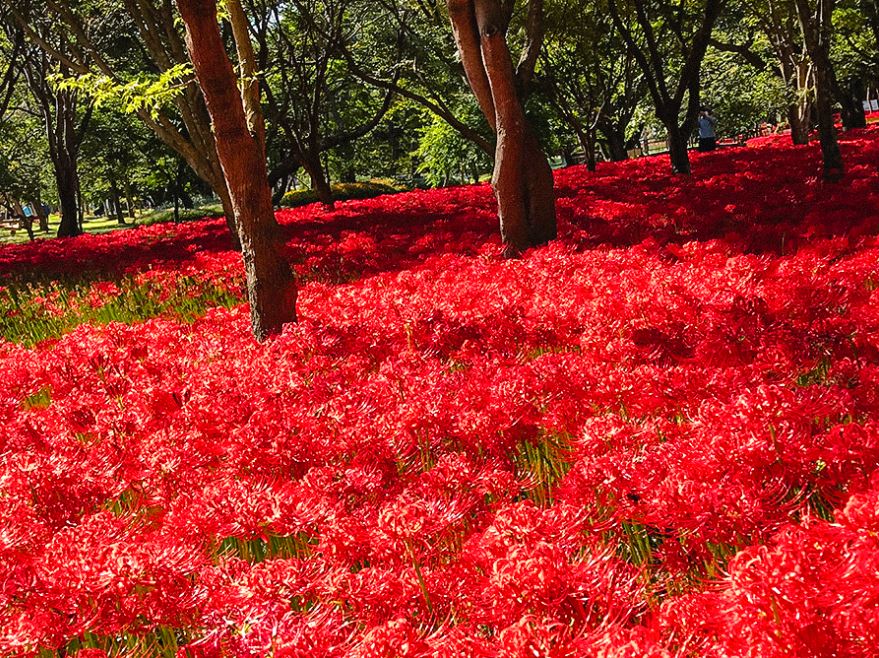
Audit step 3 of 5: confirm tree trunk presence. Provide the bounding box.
[30,196,49,233]
[448,0,556,256]
[216,184,241,248]
[179,0,297,341]
[795,0,844,180]
[109,178,127,225]
[55,155,81,237]
[22,216,35,241]
[602,124,629,162]
[10,198,34,241]
[576,127,598,172]
[836,77,867,130]
[175,158,195,210]
[788,103,811,145]
[814,63,844,179]
[665,121,691,175]
[123,178,136,218]
[303,150,335,208]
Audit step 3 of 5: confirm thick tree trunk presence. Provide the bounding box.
[448,0,556,256]
[665,121,691,175]
[522,131,557,247]
[179,0,297,341]
[216,184,241,247]
[30,196,49,233]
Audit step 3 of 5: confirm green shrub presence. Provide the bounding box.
[137,205,224,227]
[280,181,402,208]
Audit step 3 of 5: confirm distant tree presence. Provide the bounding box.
[339,0,494,157]
[79,108,153,224]
[8,22,93,238]
[0,103,55,235]
[2,0,245,244]
[244,0,396,207]
[793,0,845,179]
[700,47,788,136]
[416,99,492,186]
[541,0,646,169]
[607,0,724,175]
[832,0,874,129]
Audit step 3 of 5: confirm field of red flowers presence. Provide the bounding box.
[2,128,879,657]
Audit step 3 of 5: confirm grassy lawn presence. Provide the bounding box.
[0,204,223,245]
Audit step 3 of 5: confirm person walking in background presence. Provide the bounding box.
[698,108,718,152]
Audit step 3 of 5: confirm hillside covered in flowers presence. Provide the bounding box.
[2,129,879,657]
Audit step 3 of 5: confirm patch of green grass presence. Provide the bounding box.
[0,205,224,245]
[216,533,318,563]
[0,214,133,245]
[1,274,243,346]
[513,430,574,506]
[36,627,189,658]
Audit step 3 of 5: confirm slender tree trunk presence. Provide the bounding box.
[10,198,34,241]
[576,128,598,172]
[788,103,811,145]
[175,158,195,210]
[665,120,691,175]
[55,155,81,237]
[272,171,294,206]
[30,196,49,233]
[303,150,334,208]
[179,0,297,341]
[77,186,85,231]
[109,178,127,225]
[123,178,136,218]
[796,0,844,179]
[23,216,35,241]
[835,77,867,130]
[448,0,556,256]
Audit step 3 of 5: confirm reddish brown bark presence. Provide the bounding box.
[178,0,297,341]
[448,0,557,256]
